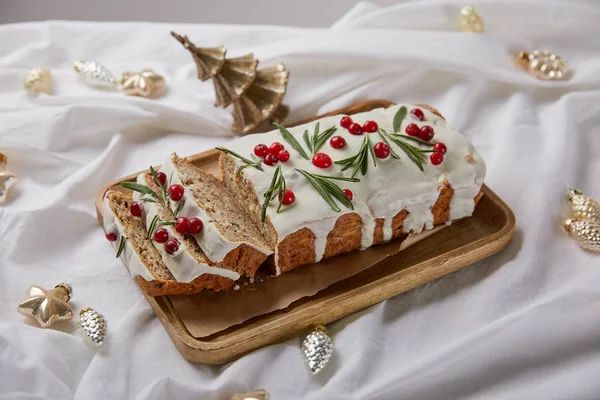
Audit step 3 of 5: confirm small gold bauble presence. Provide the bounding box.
[563,218,600,253]
[24,67,53,95]
[0,153,17,204]
[17,283,73,328]
[518,50,568,81]
[120,69,166,98]
[230,389,270,400]
[568,189,600,223]
[459,6,485,32]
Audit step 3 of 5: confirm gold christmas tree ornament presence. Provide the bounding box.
[120,69,166,98]
[517,50,568,81]
[17,283,73,328]
[74,60,118,88]
[78,307,108,348]
[0,153,17,204]
[24,67,53,95]
[172,31,289,135]
[230,389,270,400]
[563,218,600,252]
[301,324,333,375]
[568,189,600,223]
[459,6,485,32]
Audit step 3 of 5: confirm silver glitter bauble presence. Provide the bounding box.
[563,219,600,253]
[77,307,108,348]
[74,60,117,88]
[568,189,600,224]
[301,325,333,375]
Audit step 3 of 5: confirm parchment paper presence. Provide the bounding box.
[169,225,445,338]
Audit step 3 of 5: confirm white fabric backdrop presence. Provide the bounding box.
[1,1,600,399]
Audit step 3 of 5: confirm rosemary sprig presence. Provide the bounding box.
[174,200,185,217]
[296,169,355,212]
[334,135,377,178]
[273,123,310,160]
[392,105,407,133]
[377,130,401,160]
[237,155,263,177]
[311,123,337,155]
[216,147,264,174]
[149,166,168,203]
[302,130,312,154]
[116,236,126,258]
[147,215,159,240]
[120,182,159,200]
[380,129,434,171]
[260,165,287,222]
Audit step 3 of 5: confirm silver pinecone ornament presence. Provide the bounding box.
[568,189,600,223]
[301,325,333,375]
[563,219,600,252]
[77,307,108,348]
[74,60,117,88]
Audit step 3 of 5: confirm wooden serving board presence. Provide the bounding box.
[95,100,515,364]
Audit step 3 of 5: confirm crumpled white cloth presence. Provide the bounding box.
[2,1,600,399]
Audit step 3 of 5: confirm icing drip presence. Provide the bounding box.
[133,175,240,283]
[224,104,486,270]
[160,155,270,264]
[382,217,394,242]
[102,196,155,282]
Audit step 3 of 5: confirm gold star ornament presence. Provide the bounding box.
[120,69,166,98]
[18,283,73,328]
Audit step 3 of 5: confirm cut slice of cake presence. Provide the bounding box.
[159,153,272,277]
[103,190,236,296]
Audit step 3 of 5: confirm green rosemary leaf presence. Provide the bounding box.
[160,221,175,226]
[319,178,354,210]
[313,126,337,153]
[120,182,159,199]
[261,165,282,222]
[311,173,360,183]
[367,136,377,168]
[302,130,312,154]
[142,198,157,203]
[216,147,264,172]
[311,122,320,153]
[174,200,185,217]
[276,168,287,213]
[296,169,340,212]
[147,214,159,240]
[149,165,168,203]
[273,123,310,160]
[393,133,434,147]
[392,106,407,133]
[335,153,359,168]
[116,236,126,258]
[377,130,402,160]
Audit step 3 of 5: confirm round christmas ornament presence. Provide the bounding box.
[17,283,73,328]
[568,189,600,223]
[77,307,108,348]
[230,389,270,400]
[459,6,485,32]
[563,218,600,253]
[517,50,568,81]
[24,67,53,95]
[74,60,118,88]
[301,325,333,375]
[120,69,166,98]
[0,153,17,204]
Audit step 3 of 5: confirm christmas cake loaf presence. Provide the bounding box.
[219,104,486,275]
[159,153,272,277]
[103,190,237,296]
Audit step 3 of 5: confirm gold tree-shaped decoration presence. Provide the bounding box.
[171,31,289,135]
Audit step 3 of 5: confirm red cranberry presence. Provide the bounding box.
[419,126,435,142]
[405,123,420,137]
[168,184,184,201]
[188,218,203,234]
[278,149,290,162]
[156,171,167,185]
[373,142,390,159]
[433,142,447,155]
[330,136,347,149]
[153,228,169,243]
[105,232,117,242]
[362,120,378,133]
[165,239,179,255]
[254,144,269,158]
[129,202,142,217]
[348,123,363,135]
[263,153,279,166]
[269,142,284,156]
[410,108,424,121]
[282,189,295,205]
[175,217,189,234]
[343,189,353,200]
[312,153,332,169]
[340,116,353,129]
[430,152,444,165]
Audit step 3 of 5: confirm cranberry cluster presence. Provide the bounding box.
[406,108,447,165]
[340,116,378,136]
[254,142,290,166]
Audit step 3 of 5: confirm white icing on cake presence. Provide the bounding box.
[224,104,486,272]
[160,155,271,264]
[132,175,241,283]
[102,196,155,282]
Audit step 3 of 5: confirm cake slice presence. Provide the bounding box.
[159,153,272,277]
[103,190,236,296]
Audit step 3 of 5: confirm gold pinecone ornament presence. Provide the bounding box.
[568,189,600,223]
[518,50,568,81]
[171,31,289,135]
[301,325,333,375]
[562,189,600,253]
